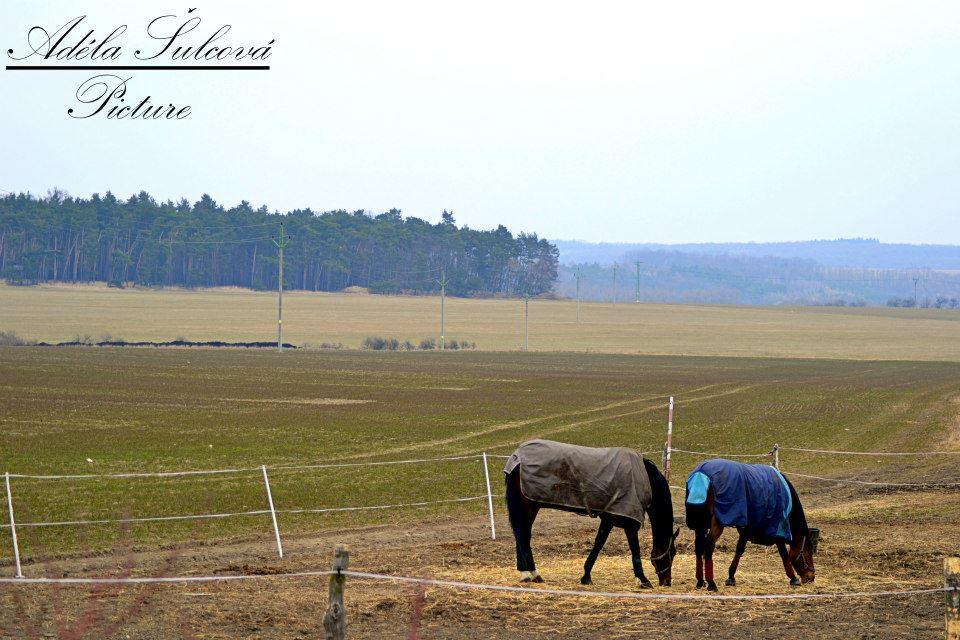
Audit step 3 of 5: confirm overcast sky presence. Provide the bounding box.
[2,1,959,244]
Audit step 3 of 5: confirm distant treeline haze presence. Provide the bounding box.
[0,191,559,296]
[560,250,960,307]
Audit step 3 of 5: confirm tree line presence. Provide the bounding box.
[558,250,960,306]
[0,191,559,296]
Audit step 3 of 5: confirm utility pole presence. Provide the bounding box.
[612,262,619,305]
[437,269,448,350]
[913,276,920,305]
[575,268,582,324]
[634,261,643,303]
[271,222,291,352]
[523,293,530,351]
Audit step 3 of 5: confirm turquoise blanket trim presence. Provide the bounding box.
[774,470,792,539]
[686,471,710,505]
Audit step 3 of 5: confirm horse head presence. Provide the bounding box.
[791,528,817,583]
[651,526,680,586]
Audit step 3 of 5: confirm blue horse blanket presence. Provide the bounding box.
[686,459,793,541]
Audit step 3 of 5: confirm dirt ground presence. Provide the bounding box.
[2,489,957,640]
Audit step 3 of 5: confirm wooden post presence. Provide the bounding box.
[947,557,960,640]
[324,544,350,640]
[772,444,780,470]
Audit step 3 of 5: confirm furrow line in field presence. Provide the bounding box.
[456,384,762,456]
[328,384,726,462]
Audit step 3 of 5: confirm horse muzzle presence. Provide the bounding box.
[658,574,672,587]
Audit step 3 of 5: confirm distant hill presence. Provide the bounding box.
[554,238,960,270]
[553,239,960,306]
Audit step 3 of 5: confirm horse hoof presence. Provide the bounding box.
[707,581,718,592]
[790,577,801,587]
[725,577,736,587]
[696,580,706,589]
[580,576,592,585]
[532,574,544,584]
[638,580,653,590]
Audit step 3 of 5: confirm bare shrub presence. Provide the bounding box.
[0,330,30,346]
[361,336,401,350]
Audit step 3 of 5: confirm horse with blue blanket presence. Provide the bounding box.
[685,459,818,591]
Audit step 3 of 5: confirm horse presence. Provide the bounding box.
[504,439,679,588]
[684,459,819,591]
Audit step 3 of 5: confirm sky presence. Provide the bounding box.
[2,0,959,244]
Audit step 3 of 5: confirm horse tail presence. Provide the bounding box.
[505,467,539,573]
[685,498,712,531]
[505,467,535,523]
[505,467,522,507]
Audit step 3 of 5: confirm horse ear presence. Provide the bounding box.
[672,527,680,539]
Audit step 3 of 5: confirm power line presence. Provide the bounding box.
[4,219,281,236]
[380,265,446,280]
[165,236,275,245]
[3,223,279,246]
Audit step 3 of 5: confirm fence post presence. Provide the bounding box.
[482,453,496,540]
[772,444,780,470]
[947,557,960,640]
[664,396,674,482]
[261,465,283,558]
[4,472,23,579]
[323,544,350,640]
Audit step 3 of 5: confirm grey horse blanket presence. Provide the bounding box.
[504,439,652,525]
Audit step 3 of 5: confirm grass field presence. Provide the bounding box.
[3,282,960,360]
[1,347,959,638]
[2,347,958,558]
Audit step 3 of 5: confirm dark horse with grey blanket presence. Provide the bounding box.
[685,459,819,591]
[505,439,678,588]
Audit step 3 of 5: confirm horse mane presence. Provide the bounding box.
[643,457,675,539]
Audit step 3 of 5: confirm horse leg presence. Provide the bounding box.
[694,529,707,589]
[777,541,801,586]
[625,525,652,589]
[702,533,717,591]
[506,471,543,583]
[702,520,722,591]
[725,532,748,586]
[580,518,613,585]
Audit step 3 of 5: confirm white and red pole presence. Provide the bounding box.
[4,472,22,578]
[664,396,674,482]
